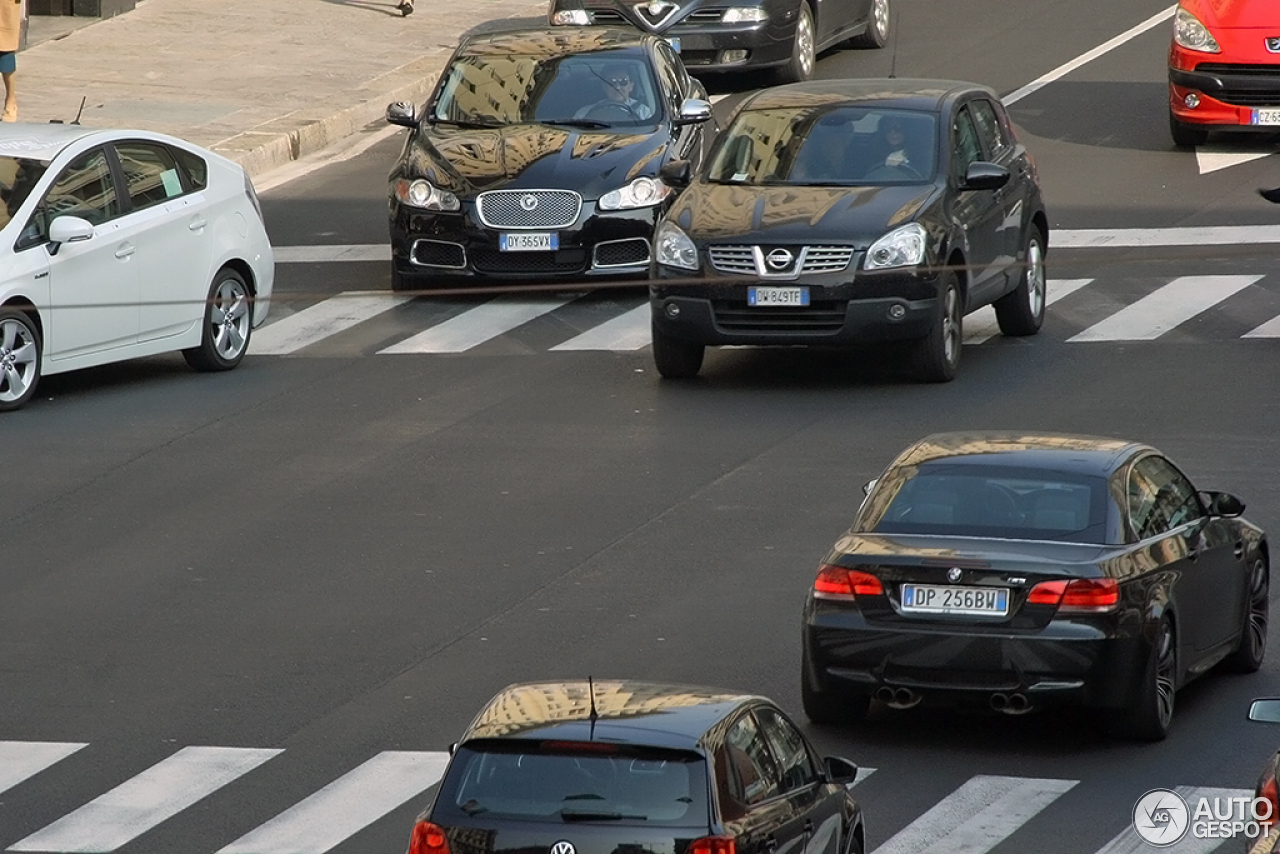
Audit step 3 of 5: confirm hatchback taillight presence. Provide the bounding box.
[408,821,451,854]
[1259,773,1279,833]
[1027,578,1119,612]
[813,564,883,600]
[688,836,736,854]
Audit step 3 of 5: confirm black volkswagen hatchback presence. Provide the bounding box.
[650,79,1048,381]
[801,432,1269,741]
[386,29,712,292]
[407,680,865,854]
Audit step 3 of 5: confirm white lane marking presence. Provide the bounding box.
[1068,274,1260,341]
[964,278,1094,344]
[252,291,413,355]
[871,775,1078,854]
[8,746,282,853]
[1054,226,1280,249]
[379,295,578,353]
[1196,147,1274,175]
[1243,313,1280,338]
[1005,6,1176,104]
[1091,786,1251,853]
[0,741,88,796]
[275,245,389,264]
[216,751,450,854]
[551,303,651,351]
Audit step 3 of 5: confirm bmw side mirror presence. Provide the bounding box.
[1250,699,1280,723]
[386,101,418,128]
[961,161,1010,192]
[47,215,94,257]
[675,98,713,126]
[1202,490,1246,517]
[823,755,858,785]
[659,159,692,188]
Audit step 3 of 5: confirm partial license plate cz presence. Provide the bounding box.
[900,584,1009,616]
[1253,108,1280,126]
[500,232,558,252]
[748,286,809,307]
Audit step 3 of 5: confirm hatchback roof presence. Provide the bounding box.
[743,78,994,113]
[458,27,652,57]
[891,431,1142,476]
[461,680,760,750]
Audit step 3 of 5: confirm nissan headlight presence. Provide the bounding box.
[550,8,591,24]
[655,220,699,270]
[722,7,768,23]
[392,178,460,211]
[599,177,670,211]
[1174,6,1220,53]
[864,223,927,270]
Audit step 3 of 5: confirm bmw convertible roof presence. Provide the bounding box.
[744,78,997,112]
[458,27,652,57]
[891,431,1142,475]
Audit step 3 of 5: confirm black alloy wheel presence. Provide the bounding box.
[1170,112,1209,148]
[652,324,705,379]
[1224,555,1269,673]
[1111,617,1176,741]
[183,268,253,372]
[993,225,1046,336]
[912,270,961,382]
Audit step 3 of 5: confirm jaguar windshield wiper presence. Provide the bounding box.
[540,119,611,129]
[560,810,647,822]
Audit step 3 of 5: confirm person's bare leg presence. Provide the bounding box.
[1,71,14,122]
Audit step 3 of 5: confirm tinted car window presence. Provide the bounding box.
[115,142,187,212]
[722,711,782,805]
[1129,456,1203,540]
[753,707,817,792]
[44,148,120,226]
[968,99,1007,157]
[435,742,709,826]
[707,107,936,186]
[171,146,208,190]
[951,107,983,174]
[861,463,1110,543]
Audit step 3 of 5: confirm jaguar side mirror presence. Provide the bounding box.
[47,215,94,257]
[823,755,858,785]
[675,98,713,126]
[386,101,418,128]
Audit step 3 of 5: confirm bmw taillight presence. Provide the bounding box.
[688,836,736,854]
[813,565,883,600]
[408,821,451,854]
[1027,578,1119,613]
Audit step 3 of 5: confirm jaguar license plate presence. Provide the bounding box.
[748,286,809,307]
[500,232,558,252]
[1253,109,1280,125]
[666,37,681,52]
[900,584,1009,616]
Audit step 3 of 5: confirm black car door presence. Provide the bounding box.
[966,98,1023,288]
[653,42,703,165]
[948,102,1005,308]
[754,706,845,854]
[815,0,872,44]
[713,711,805,854]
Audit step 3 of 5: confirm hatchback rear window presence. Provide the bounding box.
[435,740,710,826]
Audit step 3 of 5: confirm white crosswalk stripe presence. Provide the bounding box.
[550,303,652,351]
[0,742,87,796]
[870,775,1078,854]
[964,278,1094,344]
[1068,275,1261,342]
[378,295,578,353]
[252,291,413,355]
[1243,314,1280,338]
[215,751,449,854]
[8,746,282,853]
[1093,786,1251,853]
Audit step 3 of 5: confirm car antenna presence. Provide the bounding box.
[48,96,87,126]
[588,675,599,739]
[888,9,901,79]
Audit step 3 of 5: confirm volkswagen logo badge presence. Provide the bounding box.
[521,194,539,211]
[947,567,963,583]
[765,248,794,270]
[551,842,576,854]
[1268,37,1280,53]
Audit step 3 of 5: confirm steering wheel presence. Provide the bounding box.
[864,163,924,182]
[585,101,641,122]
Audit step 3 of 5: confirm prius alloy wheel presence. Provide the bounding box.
[184,268,253,371]
[0,309,41,412]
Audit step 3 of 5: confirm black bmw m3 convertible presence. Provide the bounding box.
[801,432,1269,741]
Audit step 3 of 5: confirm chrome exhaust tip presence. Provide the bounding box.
[990,692,1008,711]
[1004,693,1033,715]
[874,686,895,704]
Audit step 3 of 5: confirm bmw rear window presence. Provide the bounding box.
[434,740,710,826]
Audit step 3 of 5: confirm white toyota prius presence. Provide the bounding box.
[0,124,274,411]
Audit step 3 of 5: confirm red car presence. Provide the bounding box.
[1168,0,1280,146]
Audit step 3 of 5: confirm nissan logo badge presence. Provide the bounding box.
[766,248,794,270]
[521,194,539,211]
[551,842,576,854]
[947,567,963,583]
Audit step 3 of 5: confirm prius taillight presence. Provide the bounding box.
[813,565,883,600]
[1027,578,1120,613]
[408,821,451,854]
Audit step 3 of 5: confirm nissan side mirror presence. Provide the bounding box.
[675,98,713,126]
[386,101,418,128]
[1202,490,1246,517]
[823,755,858,785]
[659,159,692,189]
[961,161,1010,192]
[1250,699,1280,723]
[47,215,94,256]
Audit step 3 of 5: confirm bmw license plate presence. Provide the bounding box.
[500,232,558,252]
[1253,109,1280,125]
[666,37,681,52]
[748,286,809,306]
[900,584,1009,616]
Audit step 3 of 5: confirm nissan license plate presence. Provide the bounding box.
[900,584,1009,616]
[748,286,809,306]
[666,37,681,52]
[1253,109,1280,125]
[500,232,558,252]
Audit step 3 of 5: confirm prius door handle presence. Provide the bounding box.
[188,216,207,231]
[114,243,136,259]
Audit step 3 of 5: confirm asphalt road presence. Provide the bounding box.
[4,1,1280,852]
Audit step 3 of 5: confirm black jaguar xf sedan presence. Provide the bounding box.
[386,28,712,292]
[405,680,866,854]
[650,79,1048,381]
[801,432,1269,741]
[548,0,889,83]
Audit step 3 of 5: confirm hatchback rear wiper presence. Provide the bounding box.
[540,119,611,129]
[560,810,647,822]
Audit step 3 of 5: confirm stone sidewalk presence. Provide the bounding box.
[16,0,549,177]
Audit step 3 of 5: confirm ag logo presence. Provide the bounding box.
[550,842,576,854]
[1132,789,1189,847]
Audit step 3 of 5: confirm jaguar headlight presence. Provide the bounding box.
[864,223,927,270]
[1174,7,1220,53]
[655,220,699,270]
[392,178,460,211]
[599,177,670,211]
